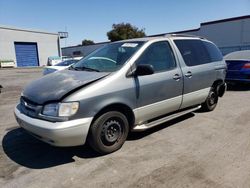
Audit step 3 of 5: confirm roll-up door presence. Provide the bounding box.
[15,42,39,67]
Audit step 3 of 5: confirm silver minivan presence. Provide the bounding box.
[15,34,227,154]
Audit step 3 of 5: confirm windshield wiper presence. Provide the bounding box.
[69,66,100,72]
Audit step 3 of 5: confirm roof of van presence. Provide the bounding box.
[119,34,205,42]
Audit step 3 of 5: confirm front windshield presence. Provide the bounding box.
[71,41,144,72]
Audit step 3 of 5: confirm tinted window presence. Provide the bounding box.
[136,41,176,72]
[174,39,210,66]
[203,41,223,62]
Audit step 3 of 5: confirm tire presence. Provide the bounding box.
[201,87,218,112]
[88,111,129,154]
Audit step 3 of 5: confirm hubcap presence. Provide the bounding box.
[208,92,216,105]
[101,119,122,144]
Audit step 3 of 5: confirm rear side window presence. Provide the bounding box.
[174,39,222,66]
[203,41,223,62]
[136,41,176,72]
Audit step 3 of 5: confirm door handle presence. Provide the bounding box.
[185,71,192,78]
[173,74,181,81]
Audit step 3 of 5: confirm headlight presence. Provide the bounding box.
[58,102,79,117]
[42,102,79,117]
[42,103,59,117]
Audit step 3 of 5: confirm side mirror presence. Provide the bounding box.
[127,64,154,77]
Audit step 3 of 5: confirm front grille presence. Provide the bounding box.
[20,97,42,117]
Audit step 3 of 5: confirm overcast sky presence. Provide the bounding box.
[0,0,249,47]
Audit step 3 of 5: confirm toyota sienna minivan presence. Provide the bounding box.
[15,34,227,154]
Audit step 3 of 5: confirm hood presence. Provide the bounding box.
[23,69,109,104]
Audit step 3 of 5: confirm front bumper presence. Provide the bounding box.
[14,107,93,147]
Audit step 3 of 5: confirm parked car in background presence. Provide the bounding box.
[47,56,63,66]
[224,50,250,83]
[43,59,80,75]
[15,34,227,154]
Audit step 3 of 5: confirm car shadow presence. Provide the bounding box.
[2,113,195,169]
[2,128,100,169]
[226,82,250,91]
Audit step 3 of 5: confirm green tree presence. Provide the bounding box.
[82,39,95,46]
[107,23,146,42]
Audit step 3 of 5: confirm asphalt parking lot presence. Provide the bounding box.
[0,68,250,188]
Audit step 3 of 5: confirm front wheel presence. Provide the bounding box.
[201,87,218,112]
[88,111,129,154]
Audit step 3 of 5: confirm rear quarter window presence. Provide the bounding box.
[203,41,223,62]
[174,39,222,66]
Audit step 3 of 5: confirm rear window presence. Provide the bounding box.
[174,39,222,66]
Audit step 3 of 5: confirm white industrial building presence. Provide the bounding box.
[0,26,61,67]
[62,15,250,57]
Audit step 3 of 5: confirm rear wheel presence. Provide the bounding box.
[201,87,218,111]
[88,111,129,154]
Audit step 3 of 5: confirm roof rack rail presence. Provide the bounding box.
[165,33,206,39]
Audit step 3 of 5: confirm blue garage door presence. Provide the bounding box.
[15,42,39,67]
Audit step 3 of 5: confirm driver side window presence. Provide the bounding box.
[136,41,176,72]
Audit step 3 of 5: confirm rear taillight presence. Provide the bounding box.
[243,62,250,69]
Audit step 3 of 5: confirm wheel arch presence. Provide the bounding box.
[212,79,226,97]
[91,103,135,130]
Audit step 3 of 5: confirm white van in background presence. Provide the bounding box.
[47,56,82,66]
[44,57,82,75]
[47,56,63,66]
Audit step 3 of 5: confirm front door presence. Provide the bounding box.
[133,40,183,124]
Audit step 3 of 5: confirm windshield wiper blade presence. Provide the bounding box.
[69,66,100,72]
